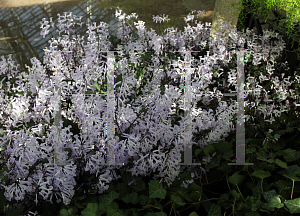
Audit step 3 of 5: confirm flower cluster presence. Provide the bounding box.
[152,14,170,24]
[0,9,299,212]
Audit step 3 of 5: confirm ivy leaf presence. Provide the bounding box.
[106,202,124,215]
[138,194,149,206]
[122,192,139,204]
[203,144,216,155]
[283,149,300,162]
[263,190,284,209]
[231,190,242,201]
[229,171,245,186]
[284,198,300,214]
[149,180,167,199]
[213,140,233,153]
[59,209,69,216]
[278,165,300,181]
[208,203,222,216]
[194,148,203,157]
[170,193,186,206]
[274,159,288,169]
[206,154,221,169]
[178,170,192,181]
[251,170,271,179]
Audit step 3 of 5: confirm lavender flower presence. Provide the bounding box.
[0,9,296,211]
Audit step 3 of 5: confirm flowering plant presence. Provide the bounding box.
[0,9,299,213]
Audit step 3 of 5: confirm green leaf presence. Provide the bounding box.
[277,165,300,181]
[74,202,85,209]
[107,191,120,203]
[285,198,300,214]
[98,191,119,213]
[59,209,69,216]
[263,190,284,209]
[275,127,294,136]
[283,149,300,162]
[203,144,216,155]
[275,180,291,192]
[189,212,199,216]
[189,182,202,192]
[81,203,99,216]
[98,191,120,207]
[207,203,222,216]
[261,201,274,211]
[194,149,203,157]
[170,193,186,206]
[178,170,192,181]
[114,182,131,198]
[138,194,149,206]
[67,206,78,215]
[231,190,242,201]
[122,192,139,204]
[217,193,231,209]
[190,191,201,202]
[262,190,277,203]
[217,161,232,173]
[152,199,164,211]
[251,170,271,179]
[264,132,273,139]
[274,159,288,169]
[246,147,256,154]
[120,172,135,185]
[256,151,269,162]
[106,202,124,216]
[213,140,233,153]
[206,154,221,169]
[149,180,167,199]
[77,194,87,200]
[128,177,146,192]
[283,175,300,182]
[98,202,108,214]
[274,134,281,139]
[229,171,245,186]
[221,149,234,161]
[245,196,261,212]
[252,182,263,197]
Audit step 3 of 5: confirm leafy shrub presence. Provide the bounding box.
[1,9,300,216]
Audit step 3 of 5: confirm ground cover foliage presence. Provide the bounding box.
[0,9,300,216]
